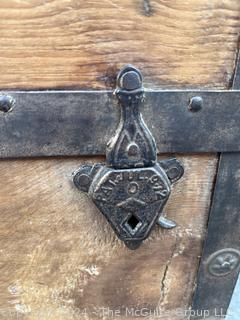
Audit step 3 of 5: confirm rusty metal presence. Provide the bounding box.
[73,65,184,249]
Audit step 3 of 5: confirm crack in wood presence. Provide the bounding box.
[160,236,179,305]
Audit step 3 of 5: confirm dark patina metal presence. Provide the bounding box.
[73,66,184,249]
[188,96,203,112]
[207,249,240,277]
[0,94,14,113]
[191,153,240,318]
[191,52,240,319]
[2,89,240,157]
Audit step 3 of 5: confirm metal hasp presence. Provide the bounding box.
[73,66,184,249]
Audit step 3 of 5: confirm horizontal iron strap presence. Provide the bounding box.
[0,90,239,158]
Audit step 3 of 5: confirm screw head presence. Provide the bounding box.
[0,95,15,113]
[188,96,203,112]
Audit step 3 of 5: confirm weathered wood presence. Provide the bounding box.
[0,155,217,319]
[0,0,239,319]
[0,0,239,89]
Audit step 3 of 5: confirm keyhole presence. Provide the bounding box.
[125,214,142,235]
[128,214,139,229]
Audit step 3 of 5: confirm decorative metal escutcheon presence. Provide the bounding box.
[73,65,184,249]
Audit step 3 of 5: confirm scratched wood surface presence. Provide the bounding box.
[0,1,239,320]
[0,156,217,320]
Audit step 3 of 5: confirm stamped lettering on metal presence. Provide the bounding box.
[73,65,184,249]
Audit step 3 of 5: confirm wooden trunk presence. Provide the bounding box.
[0,1,239,319]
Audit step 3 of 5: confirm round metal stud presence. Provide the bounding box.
[206,248,240,277]
[74,173,90,192]
[188,96,203,112]
[0,95,15,113]
[167,167,180,181]
[119,71,141,91]
[117,65,142,91]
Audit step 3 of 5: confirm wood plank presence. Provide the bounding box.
[0,155,217,319]
[0,0,239,89]
[0,0,239,319]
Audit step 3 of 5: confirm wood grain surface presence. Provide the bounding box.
[0,0,239,89]
[0,155,217,320]
[0,0,239,319]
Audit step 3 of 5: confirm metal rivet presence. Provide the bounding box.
[0,95,15,113]
[206,248,240,277]
[188,96,203,112]
[167,167,179,180]
[119,70,142,91]
[127,143,140,157]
